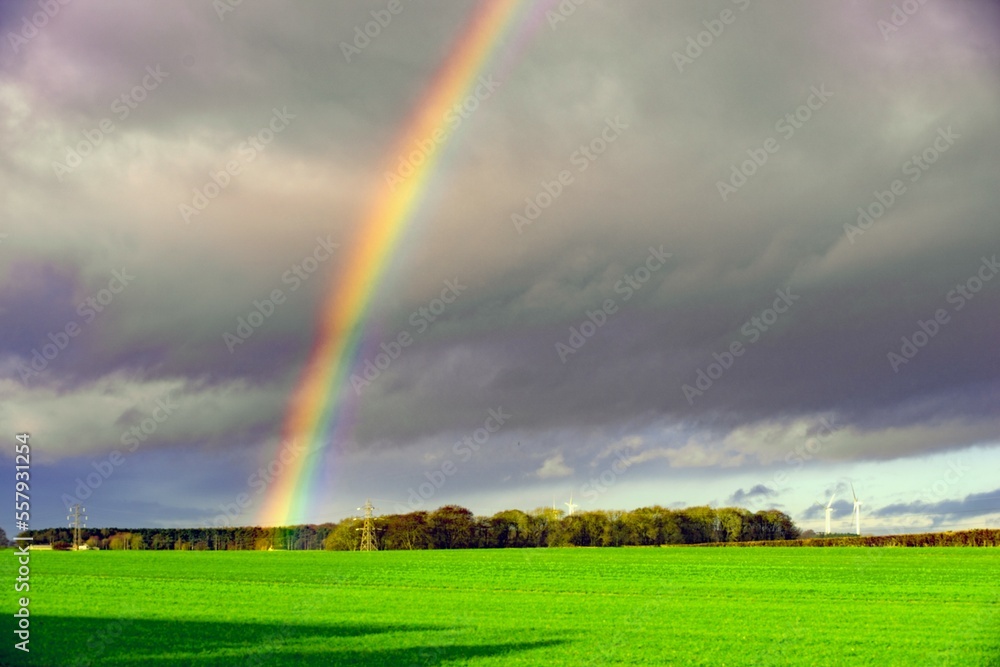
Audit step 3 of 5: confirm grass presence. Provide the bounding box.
[3,547,998,666]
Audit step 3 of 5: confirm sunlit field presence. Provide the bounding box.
[5,548,998,666]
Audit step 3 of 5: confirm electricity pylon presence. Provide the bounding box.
[67,504,87,550]
[358,499,377,551]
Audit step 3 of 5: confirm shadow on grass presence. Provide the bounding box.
[11,616,566,666]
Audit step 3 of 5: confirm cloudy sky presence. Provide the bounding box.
[2,0,998,537]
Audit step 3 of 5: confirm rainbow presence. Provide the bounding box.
[258,0,552,526]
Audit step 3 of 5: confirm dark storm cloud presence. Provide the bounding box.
[1,0,998,475]
[342,0,1000,461]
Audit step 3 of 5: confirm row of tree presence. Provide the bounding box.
[324,505,799,550]
[696,528,1000,548]
[20,524,331,551]
[18,505,800,550]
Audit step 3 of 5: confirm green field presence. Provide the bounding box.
[4,548,998,666]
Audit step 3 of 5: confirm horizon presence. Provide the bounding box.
[15,496,998,539]
[2,1,1000,543]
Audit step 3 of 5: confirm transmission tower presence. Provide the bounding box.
[67,504,87,550]
[358,499,377,551]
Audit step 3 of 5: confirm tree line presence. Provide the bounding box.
[694,528,1000,548]
[19,524,329,551]
[18,505,800,550]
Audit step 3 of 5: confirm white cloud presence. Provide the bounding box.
[535,452,573,479]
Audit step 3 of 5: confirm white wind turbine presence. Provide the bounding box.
[564,494,578,516]
[824,492,836,535]
[851,483,862,536]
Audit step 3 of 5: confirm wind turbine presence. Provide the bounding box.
[564,494,578,516]
[824,492,836,535]
[851,483,862,536]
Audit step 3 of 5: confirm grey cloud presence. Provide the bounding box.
[728,484,778,504]
[1,1,998,519]
[874,487,1000,524]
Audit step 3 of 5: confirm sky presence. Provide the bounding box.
[1,0,998,538]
